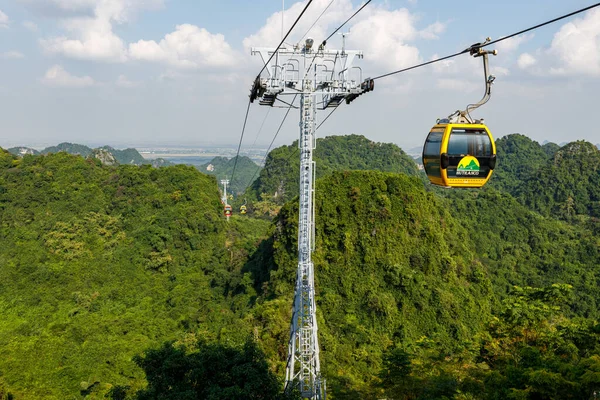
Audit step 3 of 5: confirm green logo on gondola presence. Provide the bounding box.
[457,156,480,176]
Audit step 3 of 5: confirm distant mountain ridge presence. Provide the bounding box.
[7,147,40,156]
[248,134,420,204]
[7,142,172,167]
[492,134,600,219]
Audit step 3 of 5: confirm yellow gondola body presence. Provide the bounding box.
[240,205,247,214]
[423,123,496,188]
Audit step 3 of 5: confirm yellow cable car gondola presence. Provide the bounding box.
[240,205,247,214]
[423,38,498,189]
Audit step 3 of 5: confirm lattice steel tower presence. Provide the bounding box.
[251,38,373,399]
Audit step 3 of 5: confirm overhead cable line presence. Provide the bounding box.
[276,97,300,109]
[243,0,372,194]
[372,2,600,81]
[257,0,315,78]
[316,103,341,131]
[485,2,600,47]
[324,0,371,43]
[243,98,341,194]
[303,0,372,78]
[281,103,342,165]
[230,0,315,185]
[229,101,252,186]
[299,0,337,43]
[251,108,271,148]
[243,95,299,192]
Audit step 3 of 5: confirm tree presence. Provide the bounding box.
[133,338,294,400]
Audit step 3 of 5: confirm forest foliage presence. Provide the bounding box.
[0,134,599,399]
[247,134,420,205]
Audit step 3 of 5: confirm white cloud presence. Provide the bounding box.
[495,34,534,53]
[547,8,600,76]
[23,21,39,32]
[39,0,163,62]
[420,21,446,40]
[346,8,421,70]
[116,74,140,88]
[0,9,9,28]
[437,78,478,92]
[1,51,25,59]
[129,24,238,69]
[41,27,127,62]
[244,1,450,77]
[41,65,95,87]
[492,66,510,76]
[20,0,162,18]
[431,53,479,76]
[517,53,536,69]
[243,0,356,52]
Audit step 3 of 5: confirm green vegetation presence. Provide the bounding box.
[13,142,158,167]
[0,132,599,399]
[248,134,420,204]
[99,146,147,165]
[516,141,600,219]
[490,134,552,194]
[0,149,253,399]
[492,135,600,219]
[131,337,293,400]
[41,142,93,157]
[7,147,39,156]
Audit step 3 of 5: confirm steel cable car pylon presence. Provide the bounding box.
[251,36,372,399]
[423,38,498,189]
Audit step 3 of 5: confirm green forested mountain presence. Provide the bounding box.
[42,142,93,157]
[248,134,420,204]
[247,171,493,397]
[1,131,600,400]
[491,135,600,219]
[490,134,552,194]
[0,149,256,399]
[7,147,40,156]
[245,170,600,398]
[516,141,600,219]
[17,142,153,166]
[200,155,260,195]
[99,146,147,165]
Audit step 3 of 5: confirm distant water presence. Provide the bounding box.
[157,156,215,166]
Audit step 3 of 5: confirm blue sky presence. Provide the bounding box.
[0,0,599,151]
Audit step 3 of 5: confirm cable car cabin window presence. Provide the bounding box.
[423,131,443,178]
[446,129,493,179]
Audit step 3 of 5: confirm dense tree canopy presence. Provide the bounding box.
[248,134,420,204]
[0,132,599,399]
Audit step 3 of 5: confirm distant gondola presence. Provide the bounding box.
[240,205,247,214]
[224,204,232,217]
